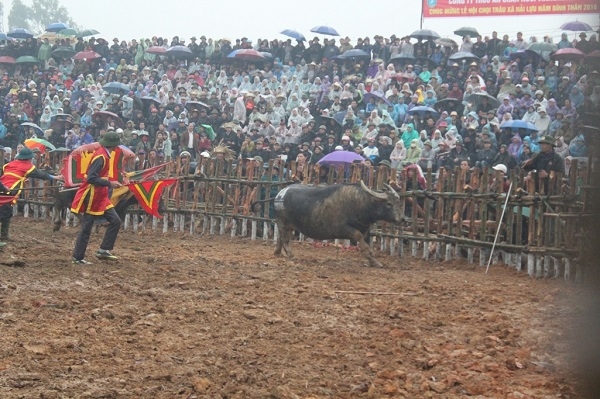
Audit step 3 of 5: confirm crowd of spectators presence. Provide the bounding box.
[0,28,598,175]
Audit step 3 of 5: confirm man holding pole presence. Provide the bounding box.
[0,148,64,245]
[71,132,123,264]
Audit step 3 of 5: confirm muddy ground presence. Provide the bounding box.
[0,218,586,398]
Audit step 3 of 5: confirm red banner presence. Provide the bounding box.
[126,179,177,218]
[423,0,598,18]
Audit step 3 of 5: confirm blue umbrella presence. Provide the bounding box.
[339,49,370,59]
[310,25,339,36]
[509,49,541,62]
[560,21,593,32]
[407,106,439,118]
[280,29,305,41]
[0,33,12,41]
[7,28,33,39]
[20,122,45,136]
[227,49,241,58]
[45,22,69,32]
[102,82,130,95]
[318,151,364,166]
[259,52,274,60]
[500,120,538,131]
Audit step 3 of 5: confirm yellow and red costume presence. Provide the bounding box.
[71,146,113,215]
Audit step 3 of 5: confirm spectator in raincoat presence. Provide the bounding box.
[404,139,421,165]
[400,124,419,149]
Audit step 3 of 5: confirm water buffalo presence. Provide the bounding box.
[274,181,401,267]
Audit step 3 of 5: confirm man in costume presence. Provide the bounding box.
[71,132,124,264]
[0,148,63,245]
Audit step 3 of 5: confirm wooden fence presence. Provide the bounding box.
[11,153,594,281]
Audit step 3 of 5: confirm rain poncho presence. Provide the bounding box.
[569,134,587,157]
[507,134,522,159]
[400,126,419,149]
[404,139,422,165]
[390,141,406,169]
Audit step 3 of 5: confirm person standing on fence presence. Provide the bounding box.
[522,135,565,193]
[71,133,124,265]
[0,148,64,245]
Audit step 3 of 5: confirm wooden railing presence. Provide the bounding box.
[13,154,594,281]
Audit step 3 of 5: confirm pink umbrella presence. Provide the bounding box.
[73,50,101,61]
[551,48,586,61]
[0,56,15,64]
[146,46,166,55]
[234,49,265,62]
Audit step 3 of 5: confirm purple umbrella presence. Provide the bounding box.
[318,151,364,166]
[560,21,593,32]
[363,92,391,106]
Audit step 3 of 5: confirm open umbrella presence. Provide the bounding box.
[453,27,479,38]
[585,50,600,62]
[146,46,167,55]
[140,96,161,111]
[320,115,343,126]
[24,138,56,154]
[7,28,33,39]
[407,106,438,118]
[93,111,124,128]
[409,29,440,41]
[389,54,415,63]
[448,52,479,62]
[527,42,557,52]
[551,48,586,61]
[234,49,265,62]
[433,97,461,112]
[166,45,194,58]
[51,114,74,131]
[280,29,306,41]
[103,82,130,95]
[470,92,499,108]
[560,21,593,32]
[58,28,77,36]
[185,100,210,112]
[0,33,12,41]
[500,120,538,131]
[318,150,364,166]
[310,25,339,36]
[339,49,370,60]
[73,50,101,61]
[45,22,69,32]
[0,56,16,64]
[76,29,100,38]
[15,56,39,64]
[52,46,77,59]
[259,52,274,60]
[20,122,45,136]
[435,38,458,47]
[508,49,541,62]
[363,92,391,106]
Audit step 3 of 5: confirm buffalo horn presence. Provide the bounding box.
[384,183,400,199]
[360,180,388,200]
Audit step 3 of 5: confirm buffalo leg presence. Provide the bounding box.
[351,229,383,268]
[275,226,294,258]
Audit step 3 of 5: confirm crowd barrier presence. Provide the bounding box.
[10,153,594,281]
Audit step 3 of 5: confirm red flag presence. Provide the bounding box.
[126,179,176,218]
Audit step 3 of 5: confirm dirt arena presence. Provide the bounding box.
[0,218,584,398]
